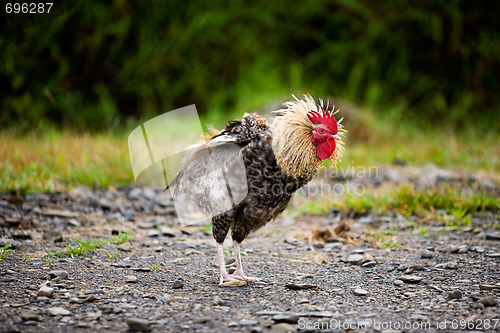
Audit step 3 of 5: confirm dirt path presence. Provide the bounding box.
[1,167,499,332]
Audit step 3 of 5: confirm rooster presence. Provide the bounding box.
[169,95,345,286]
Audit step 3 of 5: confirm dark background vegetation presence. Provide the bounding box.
[2,0,500,132]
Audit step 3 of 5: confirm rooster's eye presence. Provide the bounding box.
[318,129,325,134]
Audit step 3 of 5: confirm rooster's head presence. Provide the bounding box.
[307,108,340,160]
[272,94,345,178]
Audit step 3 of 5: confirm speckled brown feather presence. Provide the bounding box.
[212,115,311,243]
[211,96,345,244]
[171,96,346,246]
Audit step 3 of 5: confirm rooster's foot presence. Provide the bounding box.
[230,273,262,282]
[219,278,246,287]
[219,273,247,287]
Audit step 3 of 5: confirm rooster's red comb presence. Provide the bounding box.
[307,108,338,133]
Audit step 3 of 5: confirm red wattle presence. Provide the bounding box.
[316,138,336,160]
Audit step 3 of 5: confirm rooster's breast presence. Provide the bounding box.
[229,135,311,241]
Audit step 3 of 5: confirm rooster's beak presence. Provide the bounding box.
[332,134,340,140]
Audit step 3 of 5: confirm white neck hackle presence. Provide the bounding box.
[271,94,345,178]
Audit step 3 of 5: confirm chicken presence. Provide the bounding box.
[169,95,345,286]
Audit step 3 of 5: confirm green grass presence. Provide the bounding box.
[0,244,15,259]
[362,231,401,248]
[391,184,499,219]
[354,185,496,219]
[200,222,212,233]
[48,238,108,257]
[290,183,499,225]
[342,122,500,174]
[109,231,132,245]
[105,250,121,259]
[1,105,499,193]
[63,238,107,257]
[0,129,131,192]
[49,232,133,258]
[289,199,334,216]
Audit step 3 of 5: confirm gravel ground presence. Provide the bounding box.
[0,165,499,333]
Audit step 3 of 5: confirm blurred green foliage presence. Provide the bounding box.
[2,0,499,131]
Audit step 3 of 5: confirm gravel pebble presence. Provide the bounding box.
[399,275,422,284]
[473,302,485,310]
[125,318,153,332]
[21,311,39,321]
[48,307,71,316]
[128,188,143,200]
[307,311,335,317]
[485,234,500,241]
[37,286,54,297]
[428,285,443,292]
[353,288,368,296]
[88,289,105,294]
[479,284,500,291]
[111,262,131,268]
[146,229,159,238]
[256,311,283,316]
[75,322,91,328]
[118,243,132,252]
[212,296,224,306]
[133,267,151,272]
[393,280,404,286]
[409,264,424,271]
[172,280,183,289]
[159,226,176,237]
[272,314,299,324]
[436,261,458,270]
[323,243,341,252]
[361,261,377,268]
[420,249,433,258]
[447,290,462,300]
[271,323,297,333]
[478,296,497,307]
[361,253,374,264]
[48,270,68,280]
[296,273,314,280]
[347,254,364,264]
[470,246,485,253]
[1,277,15,282]
[126,275,138,283]
[161,294,172,303]
[285,283,316,290]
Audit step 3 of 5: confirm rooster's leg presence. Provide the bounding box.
[231,240,262,282]
[216,243,244,286]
